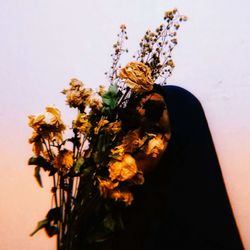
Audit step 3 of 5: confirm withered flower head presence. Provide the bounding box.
[122,128,143,153]
[119,61,154,93]
[108,154,137,181]
[110,190,134,206]
[28,106,65,143]
[28,114,45,131]
[72,112,92,136]
[98,179,119,198]
[62,78,94,111]
[45,106,65,129]
[145,134,166,158]
[53,149,74,172]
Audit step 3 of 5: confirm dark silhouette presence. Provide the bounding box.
[74,85,244,250]
[104,85,244,250]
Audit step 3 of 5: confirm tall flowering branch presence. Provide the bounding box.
[105,24,129,90]
[135,8,187,83]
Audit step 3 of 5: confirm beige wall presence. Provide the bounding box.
[0,0,249,249]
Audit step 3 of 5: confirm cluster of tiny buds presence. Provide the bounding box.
[164,8,178,20]
[105,24,129,86]
[133,8,187,83]
[164,8,188,21]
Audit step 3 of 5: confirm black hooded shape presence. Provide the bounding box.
[96,85,244,250]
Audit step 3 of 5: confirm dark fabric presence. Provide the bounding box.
[104,85,244,250]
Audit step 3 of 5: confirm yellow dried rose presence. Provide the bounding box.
[119,61,154,93]
[108,154,137,181]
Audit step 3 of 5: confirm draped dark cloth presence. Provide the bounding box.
[100,85,244,250]
[74,85,244,250]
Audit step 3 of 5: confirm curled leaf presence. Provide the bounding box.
[34,166,43,187]
[30,218,49,236]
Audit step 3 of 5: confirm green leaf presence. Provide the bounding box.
[109,85,118,93]
[102,85,120,110]
[74,156,84,173]
[48,167,57,176]
[93,133,110,164]
[45,225,58,237]
[28,155,53,172]
[28,156,38,165]
[28,155,47,166]
[30,218,49,236]
[46,207,60,222]
[103,213,116,232]
[34,166,43,187]
[81,166,92,178]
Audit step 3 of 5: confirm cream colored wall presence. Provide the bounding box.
[0,0,249,249]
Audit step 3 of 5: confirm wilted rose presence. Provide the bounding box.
[108,154,137,181]
[98,179,119,198]
[122,128,143,153]
[145,134,166,158]
[119,61,154,93]
[110,190,134,205]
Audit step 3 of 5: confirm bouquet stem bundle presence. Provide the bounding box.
[27,9,186,249]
